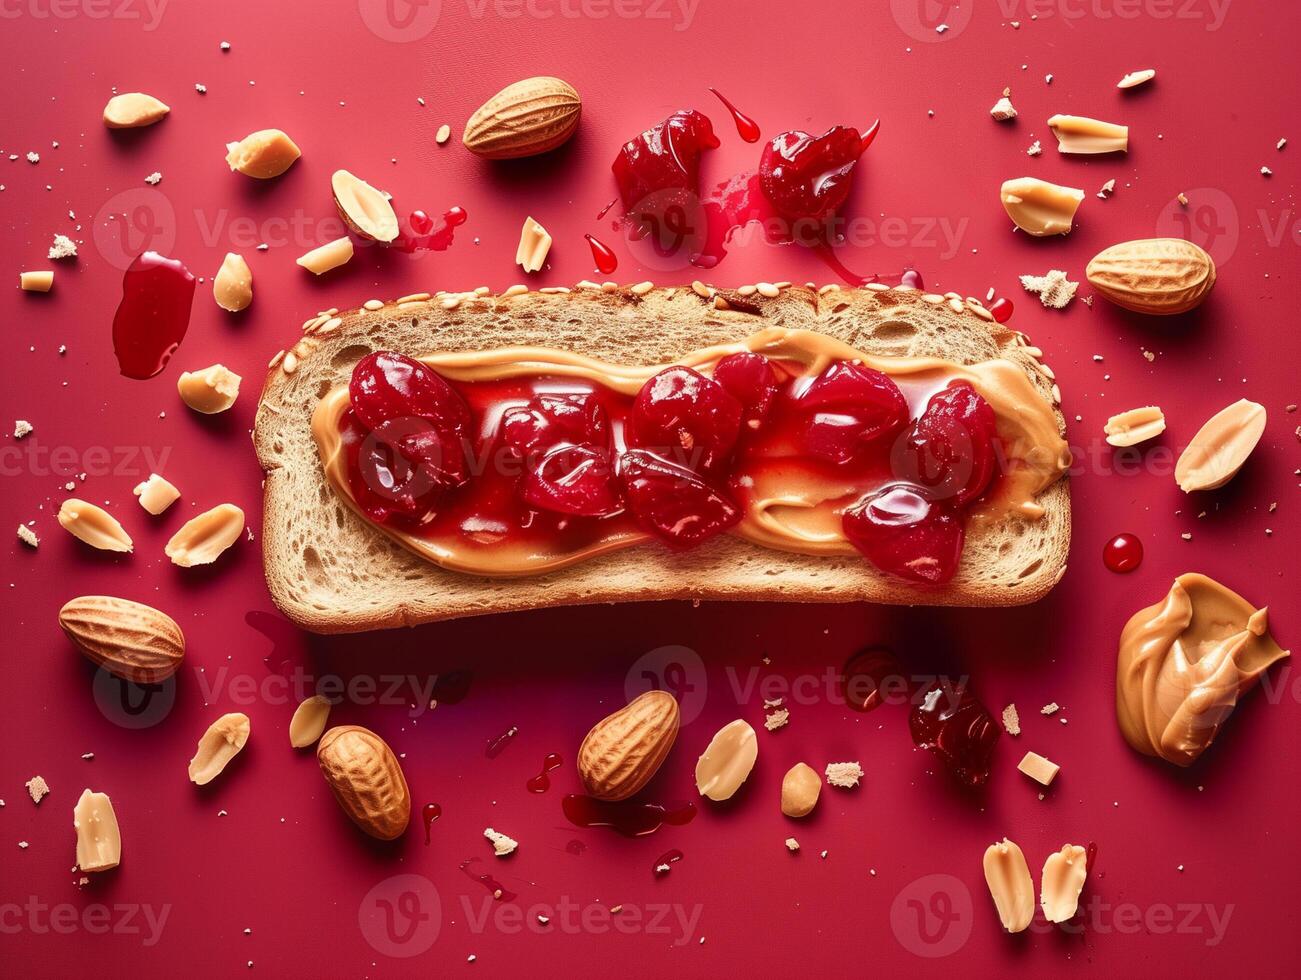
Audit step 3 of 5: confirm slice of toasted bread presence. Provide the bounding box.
[254,283,1070,633]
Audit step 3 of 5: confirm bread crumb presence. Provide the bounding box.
[1177,192,1189,206]
[764,708,789,731]
[17,524,39,548]
[1026,140,1042,156]
[824,762,863,788]
[990,96,1017,121]
[48,234,77,260]
[25,775,50,804]
[1040,702,1060,715]
[785,837,800,852]
[14,419,32,438]
[1020,270,1078,309]
[1002,704,1021,735]
[1261,166,1273,177]
[27,152,39,163]
[483,827,518,857]
[145,171,162,185]
[763,697,784,709]
[1097,178,1116,199]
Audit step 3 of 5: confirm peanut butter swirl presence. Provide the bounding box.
[312,328,1071,577]
[1116,573,1290,767]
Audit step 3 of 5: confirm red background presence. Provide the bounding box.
[1,0,1298,976]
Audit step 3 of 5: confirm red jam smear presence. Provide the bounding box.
[709,88,760,143]
[111,251,196,380]
[585,233,618,275]
[1103,532,1143,573]
[396,206,467,253]
[908,684,1000,787]
[562,795,697,838]
[339,350,1003,583]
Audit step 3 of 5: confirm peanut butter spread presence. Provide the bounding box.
[1116,573,1289,767]
[312,328,1070,576]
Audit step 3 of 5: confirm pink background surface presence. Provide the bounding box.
[1,1,1298,976]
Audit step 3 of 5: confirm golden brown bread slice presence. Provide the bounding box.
[254,282,1070,633]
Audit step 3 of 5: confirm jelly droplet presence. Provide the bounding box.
[1103,533,1143,573]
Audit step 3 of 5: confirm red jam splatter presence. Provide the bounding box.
[111,251,196,379]
[397,206,467,252]
[988,296,1014,324]
[908,683,1000,787]
[459,857,516,901]
[1103,533,1143,573]
[899,268,925,290]
[613,109,719,212]
[596,197,618,220]
[422,803,441,845]
[485,725,519,759]
[708,88,760,142]
[562,795,696,838]
[585,233,619,275]
[1086,841,1099,874]
[758,122,877,222]
[527,753,563,793]
[653,848,684,876]
[841,646,904,712]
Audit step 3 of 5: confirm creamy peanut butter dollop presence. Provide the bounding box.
[314,328,1070,577]
[1116,573,1289,767]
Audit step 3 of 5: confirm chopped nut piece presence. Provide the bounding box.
[1019,269,1078,308]
[1047,114,1129,154]
[763,708,789,731]
[48,234,78,260]
[225,129,300,179]
[188,713,251,785]
[983,839,1034,933]
[289,695,332,749]
[177,364,242,414]
[484,827,518,857]
[990,96,1017,121]
[1176,399,1267,492]
[784,837,800,852]
[435,124,451,144]
[133,474,180,515]
[780,762,821,817]
[1001,704,1021,736]
[1041,844,1088,923]
[74,789,121,873]
[26,776,50,804]
[17,524,39,548]
[13,419,32,438]
[331,170,399,243]
[103,92,170,129]
[296,237,353,276]
[1117,69,1156,90]
[1017,751,1060,786]
[20,271,54,292]
[1026,140,1042,156]
[1041,702,1060,715]
[824,762,863,789]
[1177,192,1189,206]
[213,252,253,311]
[58,500,132,553]
[1105,406,1166,447]
[515,216,552,274]
[165,503,244,567]
[1001,177,1084,236]
[695,719,757,801]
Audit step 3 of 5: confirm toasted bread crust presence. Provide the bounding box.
[254,283,1070,633]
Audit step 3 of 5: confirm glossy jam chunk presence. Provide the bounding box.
[795,361,909,464]
[619,449,741,548]
[909,684,1000,787]
[628,366,742,472]
[111,251,196,380]
[613,109,719,209]
[759,125,868,222]
[713,352,778,426]
[523,445,622,517]
[350,351,472,432]
[500,393,610,460]
[894,381,998,506]
[842,484,963,584]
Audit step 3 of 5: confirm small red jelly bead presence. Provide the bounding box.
[500,393,610,461]
[619,449,741,549]
[350,351,472,434]
[521,444,622,517]
[842,483,964,584]
[908,684,1000,788]
[628,366,743,473]
[759,125,865,222]
[892,381,999,506]
[796,360,909,464]
[613,109,720,210]
[712,352,778,426]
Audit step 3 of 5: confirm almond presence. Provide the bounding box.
[58,595,185,684]
[188,712,251,785]
[317,726,411,840]
[331,170,398,244]
[1175,399,1267,492]
[577,691,679,801]
[1086,238,1216,315]
[462,76,581,160]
